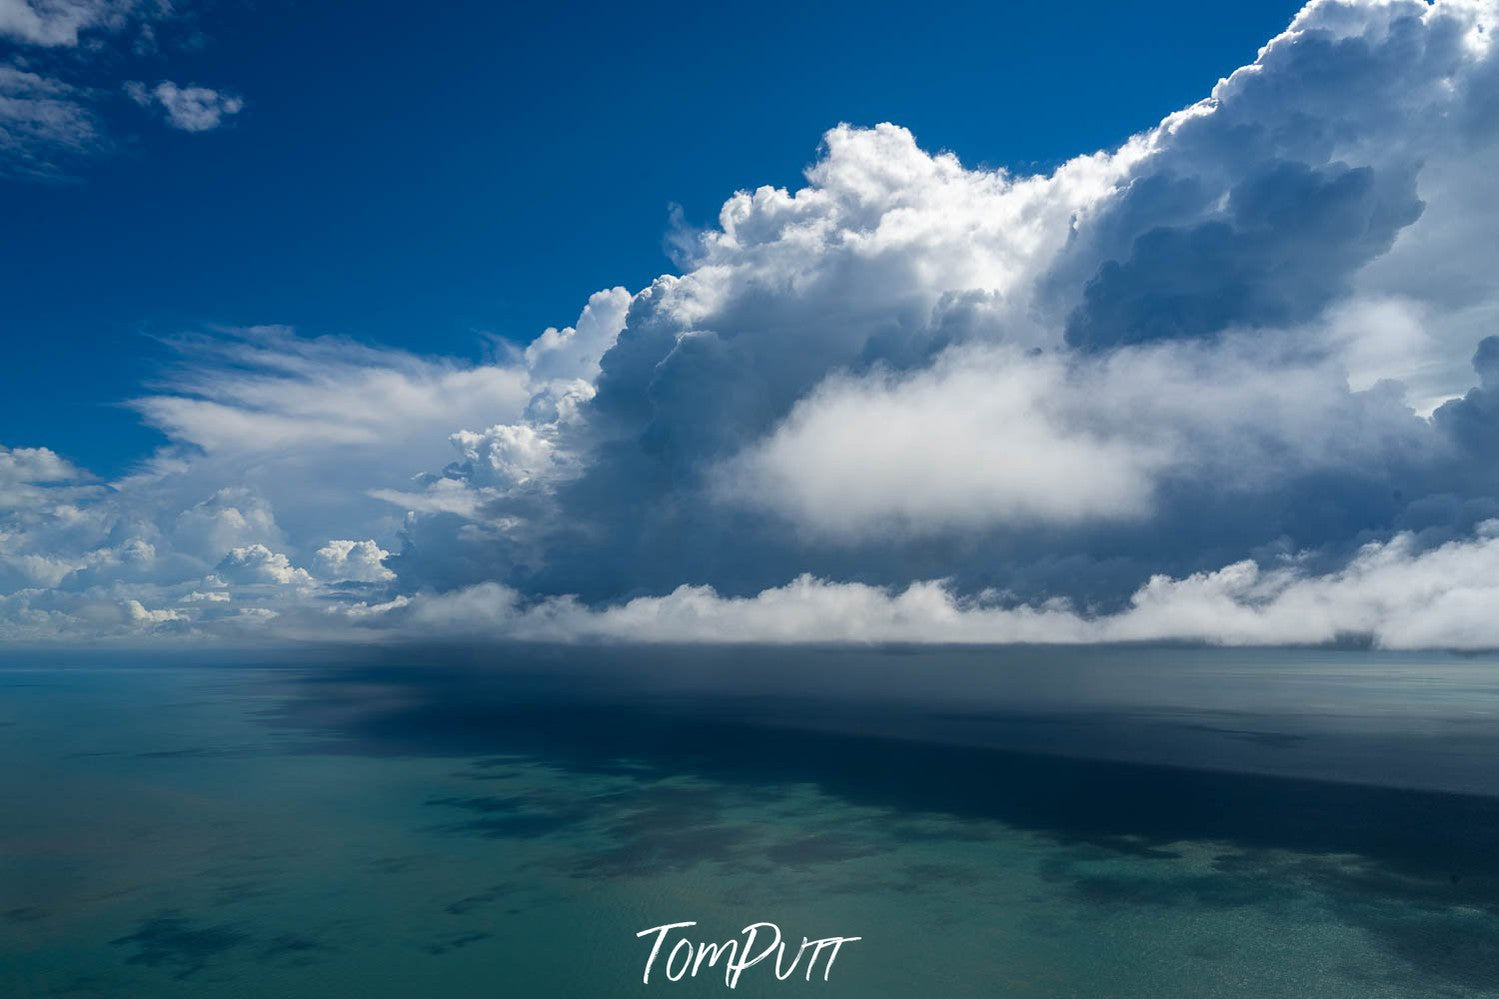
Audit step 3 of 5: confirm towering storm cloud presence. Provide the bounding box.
[4,0,1499,646]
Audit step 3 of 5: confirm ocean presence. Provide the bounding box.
[3,645,1498,997]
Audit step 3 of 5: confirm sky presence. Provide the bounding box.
[2,0,1304,474]
[4,0,1499,647]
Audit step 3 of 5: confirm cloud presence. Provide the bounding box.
[1431,335,1499,484]
[133,326,533,455]
[1064,160,1423,351]
[314,539,395,583]
[523,287,634,384]
[125,79,243,132]
[121,316,621,560]
[2,2,246,175]
[460,0,1497,606]
[0,443,86,494]
[716,347,1166,536]
[170,488,282,561]
[213,544,312,586]
[4,0,1499,647]
[0,0,144,47]
[346,522,1499,651]
[0,63,99,177]
[125,598,185,625]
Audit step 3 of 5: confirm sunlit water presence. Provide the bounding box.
[3,646,1499,997]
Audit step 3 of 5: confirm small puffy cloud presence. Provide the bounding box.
[448,424,567,492]
[314,539,395,583]
[214,544,313,586]
[125,598,186,626]
[125,79,243,132]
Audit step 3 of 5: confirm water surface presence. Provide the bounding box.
[3,646,1498,996]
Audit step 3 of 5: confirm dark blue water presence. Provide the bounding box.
[3,646,1499,996]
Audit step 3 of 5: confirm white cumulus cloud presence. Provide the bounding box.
[314,539,395,583]
[4,0,1499,648]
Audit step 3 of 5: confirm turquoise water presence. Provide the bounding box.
[3,647,1499,996]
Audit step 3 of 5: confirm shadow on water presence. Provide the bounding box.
[261,647,1499,990]
[261,652,1499,887]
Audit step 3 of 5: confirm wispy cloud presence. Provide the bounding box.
[0,62,98,176]
[0,0,148,48]
[1,0,245,175]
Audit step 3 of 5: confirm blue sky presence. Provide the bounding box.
[2,0,1302,475]
[4,0,1499,647]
